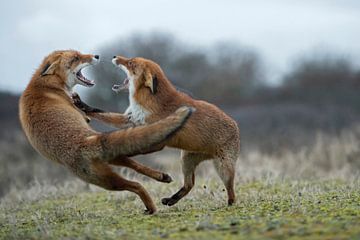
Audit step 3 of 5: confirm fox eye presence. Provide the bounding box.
[128,61,134,68]
[70,56,80,65]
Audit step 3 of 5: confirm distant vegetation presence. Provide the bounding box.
[86,32,360,108]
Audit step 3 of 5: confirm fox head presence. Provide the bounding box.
[38,50,99,90]
[111,55,165,95]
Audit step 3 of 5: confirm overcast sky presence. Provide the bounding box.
[1,0,359,93]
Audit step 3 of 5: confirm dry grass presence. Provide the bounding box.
[1,126,360,239]
[1,125,360,204]
[0,178,359,239]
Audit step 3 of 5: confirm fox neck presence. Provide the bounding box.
[65,74,76,92]
[127,76,150,124]
[130,75,181,120]
[128,76,136,105]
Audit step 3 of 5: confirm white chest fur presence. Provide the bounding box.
[125,76,149,125]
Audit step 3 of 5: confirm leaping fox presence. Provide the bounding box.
[19,50,193,214]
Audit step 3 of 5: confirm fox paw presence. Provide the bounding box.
[144,208,156,215]
[161,197,178,206]
[72,93,86,111]
[228,199,235,206]
[174,106,196,122]
[160,173,173,183]
[72,92,80,103]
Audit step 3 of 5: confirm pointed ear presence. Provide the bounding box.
[144,69,158,94]
[41,60,59,76]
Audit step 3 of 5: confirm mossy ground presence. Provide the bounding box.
[1,179,359,240]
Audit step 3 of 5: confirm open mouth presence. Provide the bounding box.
[112,77,129,93]
[76,69,95,87]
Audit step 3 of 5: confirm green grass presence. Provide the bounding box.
[1,179,359,240]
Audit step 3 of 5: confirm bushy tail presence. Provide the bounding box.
[89,106,193,160]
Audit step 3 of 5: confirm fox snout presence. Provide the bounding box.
[89,54,100,65]
[112,55,129,66]
[91,55,100,64]
[76,54,100,67]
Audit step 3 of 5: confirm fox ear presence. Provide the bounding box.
[41,60,59,76]
[144,69,158,94]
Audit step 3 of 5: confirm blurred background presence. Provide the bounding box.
[1,0,360,198]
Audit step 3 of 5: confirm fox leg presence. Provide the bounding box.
[72,92,104,113]
[77,160,157,214]
[161,151,212,206]
[88,112,134,129]
[109,156,172,183]
[85,106,193,160]
[72,93,133,128]
[213,152,237,205]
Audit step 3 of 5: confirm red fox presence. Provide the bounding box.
[76,55,240,206]
[19,50,193,214]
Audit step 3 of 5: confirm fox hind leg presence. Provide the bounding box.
[162,151,212,206]
[212,152,237,205]
[109,155,172,183]
[79,160,157,214]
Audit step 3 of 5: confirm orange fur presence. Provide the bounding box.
[19,50,193,214]
[112,55,240,206]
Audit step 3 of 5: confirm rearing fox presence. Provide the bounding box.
[19,50,193,214]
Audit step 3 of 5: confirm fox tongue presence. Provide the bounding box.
[76,69,95,86]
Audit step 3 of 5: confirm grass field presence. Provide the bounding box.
[1,129,360,239]
[1,178,359,240]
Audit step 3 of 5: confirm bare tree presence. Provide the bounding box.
[280,54,360,106]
